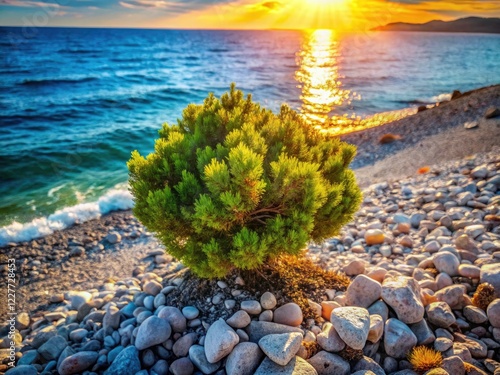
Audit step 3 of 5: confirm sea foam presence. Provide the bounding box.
[0,188,134,247]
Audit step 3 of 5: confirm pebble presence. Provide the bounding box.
[106,232,122,244]
[487,299,500,327]
[345,274,382,308]
[381,275,425,324]
[434,337,453,352]
[182,305,200,320]
[225,342,263,375]
[330,307,370,350]
[68,291,92,310]
[204,318,239,363]
[260,292,277,310]
[4,366,38,375]
[365,229,385,245]
[104,346,141,375]
[188,345,221,374]
[426,302,456,328]
[433,252,460,276]
[169,357,194,375]
[255,356,317,375]
[247,321,303,343]
[435,284,467,309]
[463,305,488,324]
[480,264,500,297]
[308,351,350,375]
[38,335,67,361]
[367,314,384,343]
[135,315,172,350]
[384,318,417,359]
[241,300,262,315]
[316,322,345,352]
[143,280,162,295]
[152,360,169,375]
[458,264,480,278]
[273,303,303,327]
[410,319,435,345]
[227,310,251,329]
[172,332,197,357]
[159,306,187,332]
[58,351,99,375]
[258,332,302,366]
[344,259,365,276]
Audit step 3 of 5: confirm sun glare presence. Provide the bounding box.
[306,0,347,5]
[290,0,353,30]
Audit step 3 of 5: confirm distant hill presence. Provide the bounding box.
[372,17,500,34]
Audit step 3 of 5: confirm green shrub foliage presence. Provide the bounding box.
[128,84,362,277]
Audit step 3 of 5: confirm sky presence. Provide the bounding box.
[0,0,499,30]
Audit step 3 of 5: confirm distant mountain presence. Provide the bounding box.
[372,17,500,34]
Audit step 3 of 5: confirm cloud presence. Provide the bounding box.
[0,0,61,7]
[261,1,281,10]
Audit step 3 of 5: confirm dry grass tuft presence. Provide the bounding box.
[338,346,364,362]
[302,341,320,359]
[242,254,351,321]
[472,283,496,312]
[408,346,443,374]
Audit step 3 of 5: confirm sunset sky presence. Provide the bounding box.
[1,0,499,30]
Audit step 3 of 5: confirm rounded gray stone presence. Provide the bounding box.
[384,318,417,359]
[255,356,317,375]
[135,315,172,350]
[316,322,345,352]
[308,351,350,375]
[158,306,187,333]
[104,346,141,375]
[58,351,99,375]
[225,342,263,375]
[205,318,239,363]
[330,307,370,350]
[258,332,302,366]
[426,302,456,328]
[189,345,221,374]
[5,366,38,375]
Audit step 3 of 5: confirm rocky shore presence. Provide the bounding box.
[1,86,500,375]
[342,85,500,186]
[1,147,499,375]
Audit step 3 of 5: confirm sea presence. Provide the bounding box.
[1,27,499,246]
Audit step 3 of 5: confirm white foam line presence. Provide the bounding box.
[0,188,134,247]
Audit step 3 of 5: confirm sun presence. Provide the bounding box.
[306,0,347,5]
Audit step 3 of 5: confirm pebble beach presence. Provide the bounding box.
[1,86,500,375]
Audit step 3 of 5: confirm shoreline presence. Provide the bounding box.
[1,84,499,314]
[1,148,499,375]
[0,84,500,374]
[1,84,499,248]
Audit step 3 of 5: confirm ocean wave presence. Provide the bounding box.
[0,188,134,247]
[19,76,98,86]
[58,48,103,55]
[208,48,230,53]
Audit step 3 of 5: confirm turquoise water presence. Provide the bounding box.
[0,27,499,244]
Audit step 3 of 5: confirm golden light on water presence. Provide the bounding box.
[296,29,415,135]
[295,29,355,127]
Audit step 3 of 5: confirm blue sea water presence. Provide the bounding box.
[0,27,499,244]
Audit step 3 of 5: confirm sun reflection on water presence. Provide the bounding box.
[296,29,415,136]
[296,29,355,126]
